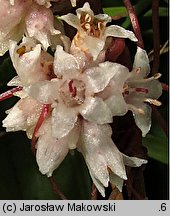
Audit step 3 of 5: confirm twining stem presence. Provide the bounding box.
[151,0,160,75]
[0,86,22,102]
[122,0,144,49]
[48,177,67,200]
[91,183,97,200]
[31,104,50,155]
[161,83,169,92]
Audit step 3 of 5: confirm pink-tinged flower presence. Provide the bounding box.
[0,0,60,56]
[60,2,137,60]
[8,37,54,86]
[0,0,31,56]
[35,116,147,195]
[35,116,80,176]
[25,3,60,50]
[123,47,162,136]
[34,0,52,8]
[77,121,147,197]
[2,94,42,138]
[2,38,55,137]
[25,45,129,139]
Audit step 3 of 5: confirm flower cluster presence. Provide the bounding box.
[0,1,162,197]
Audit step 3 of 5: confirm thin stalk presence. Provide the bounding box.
[122,0,144,49]
[31,104,50,155]
[151,0,160,75]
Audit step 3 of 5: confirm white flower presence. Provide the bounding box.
[77,121,147,197]
[25,3,60,50]
[36,116,80,177]
[0,0,60,55]
[34,0,52,8]
[25,45,129,139]
[2,94,42,138]
[60,2,137,60]
[3,38,55,137]
[123,47,162,136]
[34,116,147,195]
[9,37,54,86]
[0,0,31,56]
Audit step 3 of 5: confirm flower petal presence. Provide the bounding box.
[78,121,110,188]
[132,104,152,137]
[25,4,60,50]
[80,97,112,124]
[7,76,22,87]
[127,79,162,100]
[109,172,124,192]
[105,92,128,116]
[86,61,129,93]
[105,25,137,42]
[9,39,53,85]
[76,2,94,19]
[3,97,41,132]
[122,153,147,167]
[80,35,105,61]
[131,46,150,79]
[52,106,77,139]
[24,80,59,104]
[36,117,69,177]
[60,13,80,30]
[54,45,79,76]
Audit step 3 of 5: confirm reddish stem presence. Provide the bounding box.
[31,104,50,155]
[151,0,160,75]
[0,86,23,102]
[48,176,67,200]
[161,83,169,92]
[123,0,144,49]
[91,183,97,200]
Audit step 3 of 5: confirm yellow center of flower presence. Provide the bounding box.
[80,12,104,37]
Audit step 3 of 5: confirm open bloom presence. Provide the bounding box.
[123,47,162,136]
[60,2,137,60]
[25,45,129,139]
[0,0,60,55]
[35,115,80,176]
[8,37,54,86]
[77,121,147,197]
[35,115,147,196]
[2,38,54,137]
[0,0,31,55]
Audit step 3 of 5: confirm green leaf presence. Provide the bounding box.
[0,132,91,199]
[144,7,168,17]
[103,7,127,17]
[142,116,168,164]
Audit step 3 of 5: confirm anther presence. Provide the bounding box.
[144,98,162,106]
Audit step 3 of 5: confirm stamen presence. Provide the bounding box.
[31,104,50,155]
[84,23,91,30]
[136,88,149,93]
[68,80,77,97]
[16,46,26,57]
[85,14,92,22]
[128,104,145,115]
[153,73,162,79]
[144,98,162,106]
[0,86,23,102]
[98,22,104,31]
[68,80,73,92]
